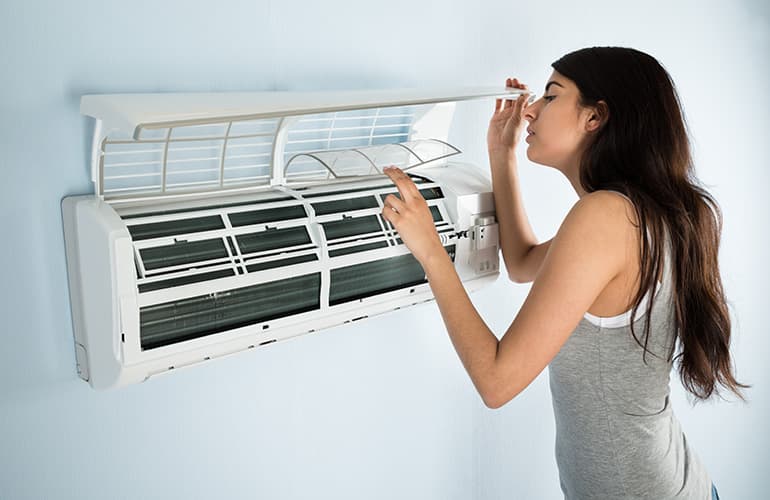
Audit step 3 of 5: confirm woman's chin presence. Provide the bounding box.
[525,150,555,169]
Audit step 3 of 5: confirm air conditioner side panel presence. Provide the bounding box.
[62,195,135,389]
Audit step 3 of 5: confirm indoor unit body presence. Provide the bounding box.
[63,87,531,389]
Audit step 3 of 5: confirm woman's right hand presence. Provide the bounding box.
[487,77,530,159]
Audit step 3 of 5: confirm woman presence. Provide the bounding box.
[381,47,747,499]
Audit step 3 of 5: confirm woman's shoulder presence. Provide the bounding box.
[559,190,642,270]
[553,191,641,269]
[571,189,640,229]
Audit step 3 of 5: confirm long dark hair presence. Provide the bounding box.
[552,46,748,401]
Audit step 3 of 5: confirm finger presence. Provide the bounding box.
[512,80,528,96]
[395,169,422,202]
[515,95,529,116]
[384,166,418,202]
[397,168,423,200]
[383,166,410,201]
[504,78,521,109]
[521,98,530,115]
[383,193,407,214]
[495,98,502,113]
[381,203,401,227]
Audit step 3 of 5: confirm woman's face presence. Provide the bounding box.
[523,70,598,172]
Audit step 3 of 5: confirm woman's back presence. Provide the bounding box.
[549,215,711,499]
[583,190,646,319]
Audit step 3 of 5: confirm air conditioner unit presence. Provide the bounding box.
[62,87,533,389]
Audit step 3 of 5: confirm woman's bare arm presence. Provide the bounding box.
[487,78,549,283]
[381,168,629,408]
[490,153,551,283]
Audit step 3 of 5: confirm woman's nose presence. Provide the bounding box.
[523,98,541,121]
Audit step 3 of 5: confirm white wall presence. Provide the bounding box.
[0,0,766,498]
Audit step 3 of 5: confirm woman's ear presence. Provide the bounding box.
[585,100,609,133]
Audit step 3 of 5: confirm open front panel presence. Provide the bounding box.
[123,174,457,350]
[99,103,453,200]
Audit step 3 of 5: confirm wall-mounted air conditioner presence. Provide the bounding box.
[62,87,533,389]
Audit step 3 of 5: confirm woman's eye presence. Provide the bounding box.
[544,95,556,102]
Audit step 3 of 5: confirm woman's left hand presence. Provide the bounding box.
[381,166,444,265]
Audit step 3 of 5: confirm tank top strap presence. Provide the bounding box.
[659,227,673,294]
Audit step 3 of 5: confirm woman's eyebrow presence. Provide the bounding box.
[545,81,565,92]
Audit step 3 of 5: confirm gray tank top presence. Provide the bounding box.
[548,193,711,499]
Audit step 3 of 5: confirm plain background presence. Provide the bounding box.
[1,0,767,498]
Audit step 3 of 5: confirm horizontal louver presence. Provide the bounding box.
[321,215,382,241]
[140,239,229,271]
[311,196,379,216]
[236,227,312,255]
[128,215,225,241]
[229,205,306,227]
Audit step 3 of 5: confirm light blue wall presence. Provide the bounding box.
[1,0,767,499]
